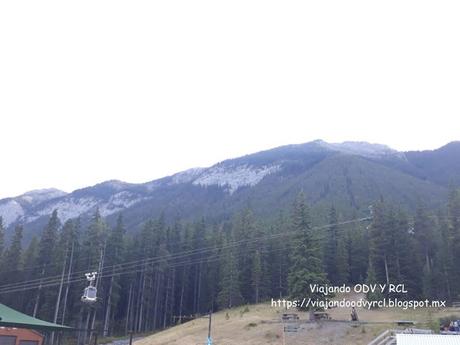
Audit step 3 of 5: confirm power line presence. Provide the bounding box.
[0,211,378,276]
[0,230,285,293]
[1,230,273,291]
[0,216,371,294]
[0,242,288,295]
[0,216,371,293]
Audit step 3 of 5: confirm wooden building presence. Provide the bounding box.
[0,327,44,345]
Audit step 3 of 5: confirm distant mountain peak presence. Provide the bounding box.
[0,188,67,227]
[314,140,405,159]
[96,180,133,190]
[20,188,67,201]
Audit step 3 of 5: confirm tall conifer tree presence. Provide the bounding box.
[288,193,327,310]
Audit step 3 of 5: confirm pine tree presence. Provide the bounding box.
[34,210,61,319]
[2,225,23,308]
[23,237,39,270]
[21,237,39,312]
[394,210,422,299]
[369,203,422,299]
[57,219,80,327]
[132,220,153,332]
[103,214,125,336]
[201,224,221,313]
[348,223,369,284]
[336,234,350,284]
[368,202,395,288]
[37,210,60,269]
[413,205,436,276]
[217,238,242,309]
[324,206,339,284]
[434,210,454,300]
[268,212,290,298]
[365,260,382,306]
[251,250,262,303]
[176,224,193,322]
[4,224,23,270]
[191,217,206,314]
[288,193,327,311]
[233,208,257,303]
[82,209,107,270]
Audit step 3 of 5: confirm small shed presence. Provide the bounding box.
[0,327,43,345]
[396,334,460,345]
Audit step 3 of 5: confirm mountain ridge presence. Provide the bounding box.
[1,140,459,240]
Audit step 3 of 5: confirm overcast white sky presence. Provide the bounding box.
[0,1,459,199]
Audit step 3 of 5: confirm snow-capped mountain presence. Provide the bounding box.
[19,188,68,204]
[0,188,67,228]
[1,140,459,240]
[314,140,406,160]
[192,164,281,194]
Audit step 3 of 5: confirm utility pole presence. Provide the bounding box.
[33,268,45,317]
[50,248,68,345]
[207,310,212,345]
[61,241,75,325]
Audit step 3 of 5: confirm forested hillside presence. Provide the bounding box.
[0,187,459,343]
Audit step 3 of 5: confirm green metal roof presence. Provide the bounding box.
[0,303,73,332]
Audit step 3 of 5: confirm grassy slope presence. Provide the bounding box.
[135,292,458,345]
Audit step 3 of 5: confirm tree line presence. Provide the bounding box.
[0,188,459,343]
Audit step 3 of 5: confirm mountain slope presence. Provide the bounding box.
[0,188,66,227]
[405,141,460,186]
[1,140,458,241]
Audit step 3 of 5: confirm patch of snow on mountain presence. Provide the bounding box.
[19,188,67,204]
[100,191,144,215]
[33,197,100,223]
[316,140,405,159]
[193,164,280,193]
[0,200,24,227]
[25,192,145,223]
[172,168,205,184]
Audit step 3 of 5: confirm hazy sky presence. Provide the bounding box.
[1,1,459,199]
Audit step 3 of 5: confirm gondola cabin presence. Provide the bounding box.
[81,286,97,303]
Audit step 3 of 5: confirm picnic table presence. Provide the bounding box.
[282,313,299,321]
[313,311,331,320]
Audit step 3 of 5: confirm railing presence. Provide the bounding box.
[368,328,433,345]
